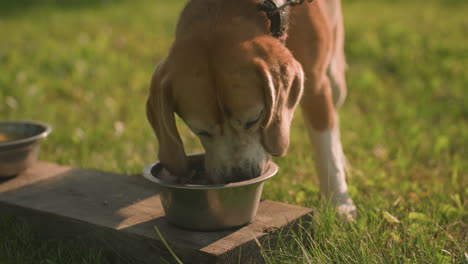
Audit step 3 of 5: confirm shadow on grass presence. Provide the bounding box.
[0,0,124,18]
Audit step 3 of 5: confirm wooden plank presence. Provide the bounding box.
[0,162,312,264]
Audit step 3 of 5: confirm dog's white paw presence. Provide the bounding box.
[335,197,357,222]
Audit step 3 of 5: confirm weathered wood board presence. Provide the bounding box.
[0,162,312,263]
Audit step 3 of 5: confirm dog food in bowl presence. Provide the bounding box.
[0,132,23,143]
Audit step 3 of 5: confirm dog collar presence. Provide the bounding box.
[257,0,313,43]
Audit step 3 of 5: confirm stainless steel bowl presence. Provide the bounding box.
[0,121,52,178]
[142,154,278,231]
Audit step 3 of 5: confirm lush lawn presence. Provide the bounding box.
[1,0,466,263]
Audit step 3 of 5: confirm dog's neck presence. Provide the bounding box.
[175,0,290,45]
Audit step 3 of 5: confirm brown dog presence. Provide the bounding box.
[147,0,356,219]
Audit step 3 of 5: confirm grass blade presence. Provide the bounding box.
[154,225,183,264]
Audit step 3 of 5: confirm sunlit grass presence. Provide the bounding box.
[0,0,466,263]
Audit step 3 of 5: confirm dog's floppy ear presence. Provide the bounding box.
[146,61,189,177]
[255,58,304,156]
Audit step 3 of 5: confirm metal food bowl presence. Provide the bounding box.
[142,154,278,231]
[0,121,52,178]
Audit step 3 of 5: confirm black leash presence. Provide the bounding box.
[274,0,314,13]
[257,0,313,41]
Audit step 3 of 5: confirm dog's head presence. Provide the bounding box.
[147,36,303,183]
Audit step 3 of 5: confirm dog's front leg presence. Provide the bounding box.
[307,112,356,221]
[301,79,356,221]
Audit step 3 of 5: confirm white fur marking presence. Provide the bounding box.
[310,125,347,197]
[186,118,269,184]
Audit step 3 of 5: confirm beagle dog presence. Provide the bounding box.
[147,0,356,219]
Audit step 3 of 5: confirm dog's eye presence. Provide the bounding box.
[197,131,213,138]
[244,111,264,130]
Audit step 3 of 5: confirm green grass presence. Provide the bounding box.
[0,0,467,263]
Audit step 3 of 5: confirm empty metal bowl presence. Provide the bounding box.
[0,121,52,178]
[142,154,278,231]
